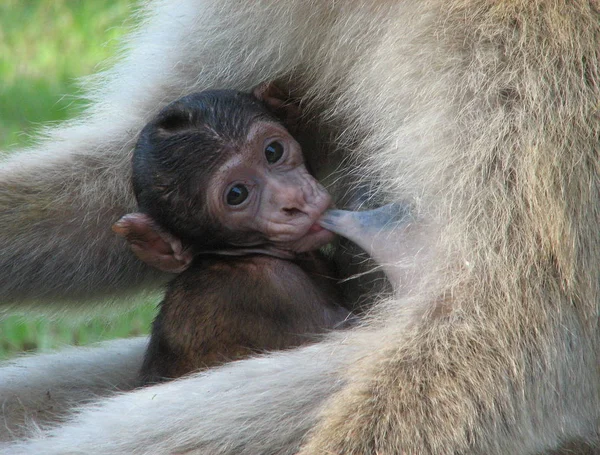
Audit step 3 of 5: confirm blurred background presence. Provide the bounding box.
[0,0,157,359]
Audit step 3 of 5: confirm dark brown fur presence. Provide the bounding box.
[125,89,351,384]
[141,253,348,383]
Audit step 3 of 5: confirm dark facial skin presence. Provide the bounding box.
[207,121,334,256]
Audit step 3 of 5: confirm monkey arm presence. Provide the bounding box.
[0,337,147,441]
[0,338,358,454]
[0,148,170,308]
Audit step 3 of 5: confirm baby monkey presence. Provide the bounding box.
[114,85,353,384]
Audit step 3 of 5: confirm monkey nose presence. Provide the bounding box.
[275,187,309,217]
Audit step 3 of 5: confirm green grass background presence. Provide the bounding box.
[0,0,157,359]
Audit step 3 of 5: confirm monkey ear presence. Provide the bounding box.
[252,81,301,130]
[112,213,193,273]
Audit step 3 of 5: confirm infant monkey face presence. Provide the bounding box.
[208,121,335,254]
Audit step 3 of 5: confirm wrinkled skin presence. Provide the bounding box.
[207,121,335,255]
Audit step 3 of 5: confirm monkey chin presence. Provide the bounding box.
[283,224,336,254]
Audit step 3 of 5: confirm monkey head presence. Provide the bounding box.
[113,85,334,273]
[204,118,334,253]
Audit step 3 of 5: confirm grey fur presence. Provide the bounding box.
[0,0,598,453]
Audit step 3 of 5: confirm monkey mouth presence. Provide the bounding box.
[286,204,337,251]
[263,201,336,253]
[288,223,336,253]
[307,222,326,233]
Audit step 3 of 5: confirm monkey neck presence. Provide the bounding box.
[196,246,297,260]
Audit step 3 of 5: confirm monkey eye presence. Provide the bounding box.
[226,184,249,206]
[265,141,284,164]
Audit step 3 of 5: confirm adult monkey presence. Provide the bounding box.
[0,0,599,453]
